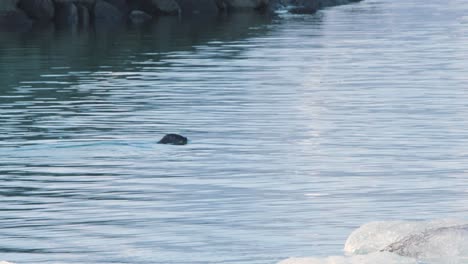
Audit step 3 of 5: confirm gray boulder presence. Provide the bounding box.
[18,0,55,21]
[286,0,320,14]
[174,0,219,16]
[0,0,33,30]
[76,3,90,27]
[133,0,180,16]
[320,0,362,7]
[103,0,128,14]
[53,0,96,8]
[129,9,152,24]
[0,9,33,30]
[94,0,124,23]
[151,0,180,15]
[54,2,78,27]
[221,0,269,11]
[269,0,362,14]
[381,224,468,258]
[288,5,318,14]
[0,0,19,12]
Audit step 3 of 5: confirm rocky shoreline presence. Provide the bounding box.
[0,0,361,30]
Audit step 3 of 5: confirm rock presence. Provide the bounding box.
[286,0,319,14]
[103,0,126,10]
[130,0,180,16]
[158,134,188,145]
[174,0,219,16]
[222,0,269,11]
[0,0,31,31]
[54,2,78,27]
[317,0,362,8]
[102,0,129,15]
[0,9,33,30]
[150,0,180,15]
[268,0,362,14]
[18,0,54,21]
[94,0,124,24]
[129,10,152,24]
[76,3,90,27]
[288,5,318,14]
[0,0,19,12]
[381,224,468,258]
[54,0,96,7]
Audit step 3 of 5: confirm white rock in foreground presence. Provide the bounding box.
[279,219,468,264]
[278,252,416,264]
[344,219,468,257]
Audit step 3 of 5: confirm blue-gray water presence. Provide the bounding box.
[1,0,468,263]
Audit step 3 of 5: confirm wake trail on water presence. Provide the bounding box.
[279,219,468,264]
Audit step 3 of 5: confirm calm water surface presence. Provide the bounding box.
[1,0,468,263]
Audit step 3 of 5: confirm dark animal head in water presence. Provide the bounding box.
[158,134,188,145]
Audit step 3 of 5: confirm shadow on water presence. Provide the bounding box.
[0,11,329,144]
[0,13,274,89]
[0,12,283,142]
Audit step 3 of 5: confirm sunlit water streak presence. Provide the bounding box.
[1,0,468,263]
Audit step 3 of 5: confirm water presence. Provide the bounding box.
[1,0,468,263]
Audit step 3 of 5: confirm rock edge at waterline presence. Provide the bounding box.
[0,0,362,30]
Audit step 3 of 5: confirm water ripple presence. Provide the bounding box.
[1,1,468,263]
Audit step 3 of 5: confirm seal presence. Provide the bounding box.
[158,134,188,145]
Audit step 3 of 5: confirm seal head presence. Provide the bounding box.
[158,134,188,145]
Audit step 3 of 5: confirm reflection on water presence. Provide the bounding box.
[1,1,468,263]
[0,13,273,89]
